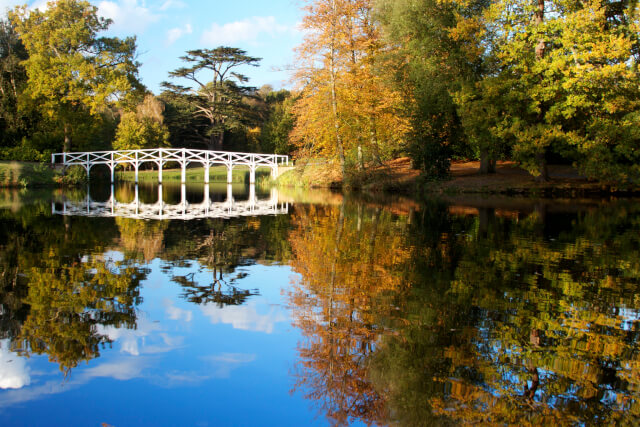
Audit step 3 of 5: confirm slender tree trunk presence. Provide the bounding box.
[357,144,364,171]
[63,122,71,152]
[208,132,224,151]
[330,0,345,177]
[534,0,549,181]
[369,119,383,166]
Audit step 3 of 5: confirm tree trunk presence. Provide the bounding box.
[369,119,383,166]
[357,144,364,171]
[479,149,496,174]
[535,151,548,182]
[208,132,224,151]
[63,122,71,152]
[534,0,549,182]
[330,0,346,177]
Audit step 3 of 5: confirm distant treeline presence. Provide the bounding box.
[0,0,294,165]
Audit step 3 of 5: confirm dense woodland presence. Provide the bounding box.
[0,0,639,183]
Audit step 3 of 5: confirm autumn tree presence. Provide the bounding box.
[161,47,260,151]
[9,0,142,152]
[291,0,407,176]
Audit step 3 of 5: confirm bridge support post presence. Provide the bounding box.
[249,184,256,208]
[134,163,139,184]
[226,183,233,207]
[109,163,115,183]
[227,165,233,184]
[158,161,163,184]
[110,184,115,215]
[181,184,187,216]
[249,165,256,184]
[134,184,139,216]
[204,183,210,214]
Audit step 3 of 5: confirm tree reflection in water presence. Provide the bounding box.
[2,186,640,424]
[0,210,147,374]
[288,198,640,426]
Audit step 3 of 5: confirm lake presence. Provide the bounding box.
[0,183,639,426]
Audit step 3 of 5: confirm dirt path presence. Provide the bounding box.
[376,158,611,194]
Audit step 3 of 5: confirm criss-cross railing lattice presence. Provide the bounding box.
[52,148,290,183]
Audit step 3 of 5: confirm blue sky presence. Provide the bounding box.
[1,0,304,93]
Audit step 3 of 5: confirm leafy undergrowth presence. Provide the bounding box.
[0,161,88,187]
[0,161,54,187]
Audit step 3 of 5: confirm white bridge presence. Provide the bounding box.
[51,148,290,184]
[52,184,289,220]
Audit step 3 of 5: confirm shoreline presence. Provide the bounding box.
[275,158,637,198]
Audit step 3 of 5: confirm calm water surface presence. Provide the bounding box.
[0,183,639,426]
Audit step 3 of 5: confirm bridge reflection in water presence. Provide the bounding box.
[52,183,288,220]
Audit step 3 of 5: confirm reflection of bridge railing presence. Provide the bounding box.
[52,184,289,220]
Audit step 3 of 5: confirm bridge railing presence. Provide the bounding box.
[51,148,290,184]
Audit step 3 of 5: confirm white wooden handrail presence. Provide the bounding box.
[51,148,290,184]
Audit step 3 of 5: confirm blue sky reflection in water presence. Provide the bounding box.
[0,261,316,426]
[2,183,640,425]
[0,183,327,427]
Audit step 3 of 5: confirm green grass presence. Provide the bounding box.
[0,161,56,187]
[116,165,274,183]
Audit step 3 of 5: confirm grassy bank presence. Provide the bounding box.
[0,161,57,187]
[116,165,273,184]
[276,160,343,188]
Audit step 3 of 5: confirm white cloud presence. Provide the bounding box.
[159,0,185,11]
[97,316,171,356]
[200,16,292,46]
[97,0,160,34]
[200,302,287,334]
[165,23,192,46]
[0,340,30,390]
[201,353,255,378]
[0,0,46,15]
[83,357,147,381]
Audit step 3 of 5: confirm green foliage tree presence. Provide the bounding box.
[161,47,261,150]
[9,0,142,152]
[113,94,170,151]
[259,89,296,155]
[374,0,490,177]
[0,18,30,149]
[483,0,640,182]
